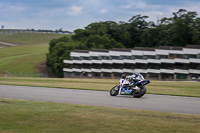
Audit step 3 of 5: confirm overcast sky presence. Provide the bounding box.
[0,0,200,31]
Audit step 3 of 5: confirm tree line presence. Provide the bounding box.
[46,9,200,77]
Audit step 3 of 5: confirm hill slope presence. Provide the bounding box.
[0,32,66,45]
[0,33,67,76]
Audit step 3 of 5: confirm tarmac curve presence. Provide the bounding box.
[0,85,200,115]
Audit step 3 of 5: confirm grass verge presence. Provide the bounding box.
[0,77,200,97]
[0,98,199,133]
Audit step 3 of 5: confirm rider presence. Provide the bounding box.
[120,72,141,91]
[122,72,141,81]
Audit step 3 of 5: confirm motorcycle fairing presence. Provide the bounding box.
[134,80,150,86]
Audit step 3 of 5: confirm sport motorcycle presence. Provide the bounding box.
[110,73,150,98]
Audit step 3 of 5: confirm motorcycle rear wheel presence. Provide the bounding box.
[110,85,119,96]
[132,86,146,98]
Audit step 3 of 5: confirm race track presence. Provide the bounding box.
[0,85,200,115]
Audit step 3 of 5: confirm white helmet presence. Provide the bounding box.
[133,72,140,78]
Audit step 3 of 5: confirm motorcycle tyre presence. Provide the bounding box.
[110,85,119,96]
[132,86,146,98]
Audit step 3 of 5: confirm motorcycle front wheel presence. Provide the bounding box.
[132,86,146,98]
[110,85,119,96]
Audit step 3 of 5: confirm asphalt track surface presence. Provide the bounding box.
[0,85,200,115]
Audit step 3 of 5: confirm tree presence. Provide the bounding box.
[49,36,71,53]
[157,9,199,46]
[128,15,155,47]
[84,34,124,49]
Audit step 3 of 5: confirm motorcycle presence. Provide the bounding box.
[110,73,150,98]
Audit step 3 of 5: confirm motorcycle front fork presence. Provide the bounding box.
[133,86,140,91]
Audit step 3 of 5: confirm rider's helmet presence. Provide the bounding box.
[132,72,140,78]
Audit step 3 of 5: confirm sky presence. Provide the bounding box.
[0,0,200,32]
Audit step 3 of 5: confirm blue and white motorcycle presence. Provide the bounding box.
[110,73,150,98]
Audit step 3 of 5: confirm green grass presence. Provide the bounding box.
[0,77,200,97]
[0,32,68,75]
[0,33,66,45]
[0,98,199,133]
[0,44,48,74]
